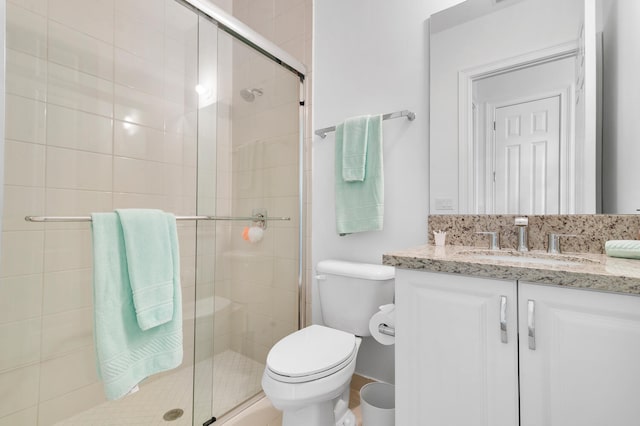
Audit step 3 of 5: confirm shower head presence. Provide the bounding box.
[240,88,263,102]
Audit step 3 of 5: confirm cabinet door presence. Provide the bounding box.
[519,283,640,426]
[396,269,519,426]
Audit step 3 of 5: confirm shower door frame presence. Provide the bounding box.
[177,0,307,334]
[181,0,308,422]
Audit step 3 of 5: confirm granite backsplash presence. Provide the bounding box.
[428,215,640,254]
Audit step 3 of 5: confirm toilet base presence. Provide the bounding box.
[282,404,356,426]
[281,387,356,426]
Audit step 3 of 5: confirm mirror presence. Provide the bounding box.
[429,0,640,215]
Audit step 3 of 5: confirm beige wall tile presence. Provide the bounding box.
[0,318,41,371]
[6,49,47,101]
[7,0,46,15]
[48,20,114,80]
[39,345,99,401]
[44,228,92,272]
[115,12,164,65]
[114,120,165,162]
[47,104,114,154]
[0,231,44,278]
[274,3,305,46]
[2,185,45,231]
[46,147,113,191]
[5,95,46,144]
[113,156,165,195]
[48,62,114,117]
[43,269,93,315]
[114,48,164,97]
[41,308,93,359]
[6,3,46,58]
[114,84,165,130]
[37,382,106,426]
[45,188,113,228]
[48,0,114,43]
[4,141,45,187]
[0,365,40,418]
[0,406,38,426]
[0,275,43,324]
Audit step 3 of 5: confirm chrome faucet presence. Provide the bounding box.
[515,217,528,252]
[476,231,500,250]
[547,233,577,254]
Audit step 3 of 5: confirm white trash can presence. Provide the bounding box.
[360,382,395,426]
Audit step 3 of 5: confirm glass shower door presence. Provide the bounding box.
[194,13,302,425]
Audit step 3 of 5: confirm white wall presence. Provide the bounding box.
[601,0,640,213]
[430,0,583,213]
[312,0,464,383]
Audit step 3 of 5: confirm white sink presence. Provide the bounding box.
[459,250,596,267]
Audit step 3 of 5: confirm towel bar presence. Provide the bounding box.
[315,109,416,139]
[24,214,290,225]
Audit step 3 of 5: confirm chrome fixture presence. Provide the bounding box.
[24,213,290,229]
[378,324,395,337]
[239,88,263,102]
[315,109,416,139]
[547,233,577,254]
[500,295,508,344]
[515,217,529,252]
[527,299,536,350]
[476,231,500,250]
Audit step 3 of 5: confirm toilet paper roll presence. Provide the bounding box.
[369,304,395,345]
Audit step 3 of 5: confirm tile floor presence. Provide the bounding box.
[56,350,264,426]
[219,374,376,426]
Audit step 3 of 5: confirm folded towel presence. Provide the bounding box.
[605,240,640,259]
[342,115,370,182]
[92,212,182,400]
[335,115,384,234]
[116,209,175,330]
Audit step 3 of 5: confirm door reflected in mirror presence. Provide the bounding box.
[472,55,576,214]
[427,0,634,215]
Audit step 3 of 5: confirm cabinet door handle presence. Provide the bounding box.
[500,295,508,343]
[528,299,536,350]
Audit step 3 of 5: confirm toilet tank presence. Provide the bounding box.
[316,260,395,336]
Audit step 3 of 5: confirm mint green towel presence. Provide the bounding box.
[605,240,640,259]
[116,209,175,330]
[92,212,182,400]
[335,115,383,234]
[342,115,370,182]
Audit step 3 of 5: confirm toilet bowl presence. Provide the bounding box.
[262,325,362,426]
[262,260,395,426]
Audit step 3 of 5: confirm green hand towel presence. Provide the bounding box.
[335,115,384,234]
[605,240,640,259]
[116,209,175,330]
[342,115,370,182]
[92,212,182,400]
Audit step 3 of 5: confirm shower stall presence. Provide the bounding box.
[0,0,305,425]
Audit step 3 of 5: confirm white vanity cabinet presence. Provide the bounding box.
[395,269,519,426]
[518,282,640,426]
[396,269,640,426]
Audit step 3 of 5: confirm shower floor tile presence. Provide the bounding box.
[56,350,264,426]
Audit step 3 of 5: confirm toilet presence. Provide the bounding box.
[262,259,395,426]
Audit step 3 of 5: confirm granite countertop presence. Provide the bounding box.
[383,245,640,295]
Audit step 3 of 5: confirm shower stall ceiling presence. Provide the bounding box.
[0,0,304,425]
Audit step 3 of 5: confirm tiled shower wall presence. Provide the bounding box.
[0,0,200,423]
[0,0,312,424]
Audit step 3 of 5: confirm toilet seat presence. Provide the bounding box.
[266,325,356,384]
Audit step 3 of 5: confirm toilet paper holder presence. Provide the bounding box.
[378,324,395,337]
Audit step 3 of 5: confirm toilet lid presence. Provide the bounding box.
[267,325,356,380]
